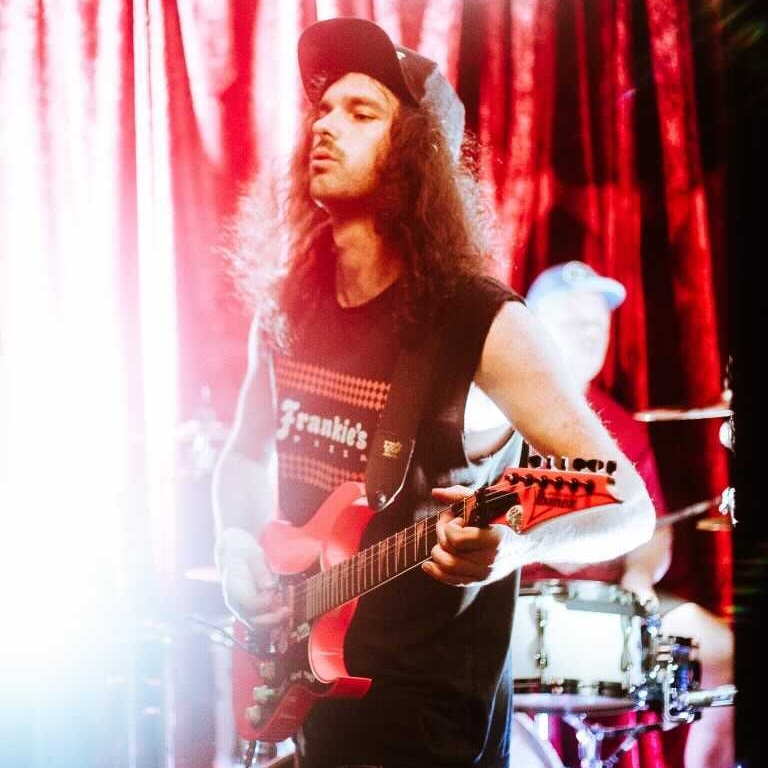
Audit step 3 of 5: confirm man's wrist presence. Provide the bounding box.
[214,527,260,573]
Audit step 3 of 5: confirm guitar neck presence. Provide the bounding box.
[292,497,472,624]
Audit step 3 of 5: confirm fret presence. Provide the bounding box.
[302,509,452,621]
[377,539,387,583]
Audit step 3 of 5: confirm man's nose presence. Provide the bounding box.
[312,110,339,138]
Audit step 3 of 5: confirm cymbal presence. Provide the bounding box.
[696,516,733,531]
[696,487,736,530]
[634,401,732,422]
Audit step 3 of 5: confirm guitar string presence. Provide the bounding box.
[296,478,599,597]
[293,482,589,602]
[291,482,607,616]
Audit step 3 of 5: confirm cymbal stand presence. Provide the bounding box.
[559,680,736,768]
[559,713,691,768]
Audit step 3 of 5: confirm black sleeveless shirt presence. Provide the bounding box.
[271,273,523,767]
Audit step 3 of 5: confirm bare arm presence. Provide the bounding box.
[425,301,655,586]
[212,317,277,534]
[620,526,673,604]
[212,318,287,625]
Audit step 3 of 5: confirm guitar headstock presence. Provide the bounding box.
[466,455,619,533]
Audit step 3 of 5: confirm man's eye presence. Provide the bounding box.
[353,113,375,121]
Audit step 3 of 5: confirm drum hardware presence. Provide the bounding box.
[677,684,737,709]
[559,713,685,768]
[633,393,732,422]
[556,678,737,768]
[514,604,738,767]
[652,487,736,532]
[635,635,701,723]
[508,712,566,768]
[696,486,736,530]
[176,386,231,478]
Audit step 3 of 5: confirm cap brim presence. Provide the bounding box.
[527,275,627,310]
[298,18,417,106]
[589,276,626,309]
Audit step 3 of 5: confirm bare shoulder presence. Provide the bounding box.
[227,315,276,459]
[474,301,620,462]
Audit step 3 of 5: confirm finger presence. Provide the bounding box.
[436,510,466,551]
[443,522,503,553]
[429,544,492,580]
[422,560,477,587]
[431,485,473,502]
[245,605,292,627]
[247,554,278,590]
[432,538,496,568]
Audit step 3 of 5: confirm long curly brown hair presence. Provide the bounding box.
[225,98,500,349]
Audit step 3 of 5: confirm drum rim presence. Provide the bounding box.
[518,578,652,615]
[513,682,639,714]
[513,677,631,700]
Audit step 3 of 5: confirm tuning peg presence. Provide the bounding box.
[572,457,587,471]
[545,455,556,469]
[527,454,543,468]
[559,456,569,471]
[606,460,617,476]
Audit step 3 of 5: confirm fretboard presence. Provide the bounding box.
[292,498,469,624]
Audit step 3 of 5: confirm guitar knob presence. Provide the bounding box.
[245,705,262,725]
[259,661,276,681]
[253,685,276,704]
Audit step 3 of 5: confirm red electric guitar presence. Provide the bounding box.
[231,457,619,752]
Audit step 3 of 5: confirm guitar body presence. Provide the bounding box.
[232,482,374,743]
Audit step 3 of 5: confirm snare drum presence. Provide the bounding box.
[511,580,652,713]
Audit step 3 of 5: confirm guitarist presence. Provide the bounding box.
[213,17,655,768]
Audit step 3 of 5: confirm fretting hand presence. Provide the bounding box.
[422,486,530,586]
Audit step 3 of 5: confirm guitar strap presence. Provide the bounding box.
[365,324,443,512]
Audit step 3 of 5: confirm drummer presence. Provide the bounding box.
[520,261,734,768]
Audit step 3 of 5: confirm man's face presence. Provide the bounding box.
[308,72,399,207]
[533,290,612,391]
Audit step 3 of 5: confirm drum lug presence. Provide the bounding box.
[534,603,549,669]
[620,616,632,674]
